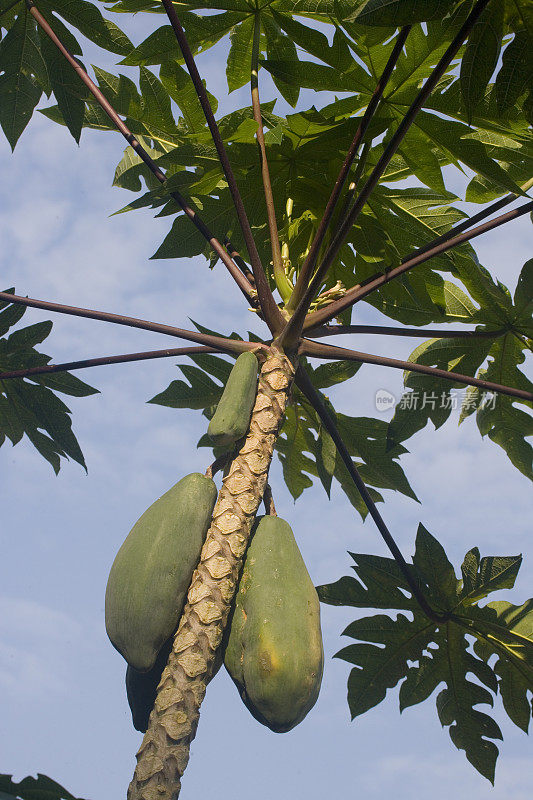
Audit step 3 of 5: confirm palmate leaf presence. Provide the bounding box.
[472,598,533,732]
[474,336,533,481]
[0,9,47,149]
[0,772,87,800]
[48,0,131,53]
[148,363,225,410]
[0,292,97,473]
[349,0,533,120]
[494,0,533,116]
[386,334,496,445]
[40,31,88,143]
[460,2,503,117]
[387,259,533,478]
[0,0,132,146]
[345,0,458,26]
[278,374,416,514]
[318,524,533,782]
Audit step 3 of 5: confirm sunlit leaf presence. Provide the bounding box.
[319,526,533,782]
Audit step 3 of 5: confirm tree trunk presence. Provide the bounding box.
[128,348,295,800]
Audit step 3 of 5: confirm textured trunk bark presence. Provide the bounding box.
[128,349,295,800]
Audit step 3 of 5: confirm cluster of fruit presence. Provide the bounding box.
[105,353,323,734]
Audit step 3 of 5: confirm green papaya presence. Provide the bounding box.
[126,639,172,732]
[105,472,217,672]
[208,351,258,446]
[224,515,323,733]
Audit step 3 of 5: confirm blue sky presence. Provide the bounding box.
[0,10,532,800]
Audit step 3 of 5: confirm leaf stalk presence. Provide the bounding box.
[0,291,260,355]
[304,198,533,329]
[251,12,292,305]
[279,0,492,348]
[295,365,448,623]
[25,0,257,308]
[0,345,222,380]
[161,0,284,333]
[301,339,533,403]
[286,26,411,314]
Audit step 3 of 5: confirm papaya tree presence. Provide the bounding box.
[0,1,532,798]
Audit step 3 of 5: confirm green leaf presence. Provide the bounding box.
[332,450,383,518]
[159,61,216,132]
[308,359,362,389]
[41,34,88,143]
[119,12,245,66]
[338,612,434,717]
[226,14,253,93]
[475,335,533,480]
[276,404,316,500]
[514,258,533,326]
[92,66,142,119]
[0,291,26,336]
[494,32,533,114]
[119,25,179,66]
[187,352,233,385]
[272,10,332,65]
[349,0,455,26]
[460,3,503,116]
[48,0,133,55]
[322,531,532,781]
[0,772,86,800]
[0,9,44,148]
[413,522,459,610]
[0,300,96,471]
[139,66,178,136]
[318,552,418,610]
[336,413,419,501]
[470,598,533,731]
[262,14,299,107]
[413,112,524,197]
[434,624,501,782]
[460,549,522,605]
[315,422,335,496]
[261,58,362,93]
[148,364,223,410]
[398,126,445,193]
[387,335,495,449]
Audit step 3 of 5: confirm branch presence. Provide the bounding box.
[0,345,220,380]
[205,451,232,480]
[26,1,257,309]
[403,176,533,263]
[286,26,411,313]
[295,365,447,622]
[301,339,533,403]
[251,12,291,304]
[279,0,491,347]
[263,484,277,516]
[305,198,533,329]
[330,141,371,239]
[224,237,255,287]
[0,291,260,355]
[308,325,504,339]
[161,0,284,333]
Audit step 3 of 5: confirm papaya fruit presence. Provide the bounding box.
[105,472,217,672]
[224,515,323,733]
[208,351,258,446]
[126,639,172,732]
